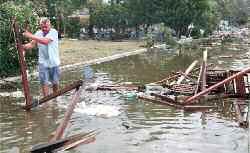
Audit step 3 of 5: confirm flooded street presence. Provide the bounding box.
[0,49,249,153]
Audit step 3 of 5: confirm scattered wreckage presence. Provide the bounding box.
[10,19,249,153]
[94,50,249,128]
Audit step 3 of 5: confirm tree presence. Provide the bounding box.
[124,0,161,34]
[158,0,214,38]
[214,0,248,25]
[0,1,38,77]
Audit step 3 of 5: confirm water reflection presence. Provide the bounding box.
[93,51,194,84]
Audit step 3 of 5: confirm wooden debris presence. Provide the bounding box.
[61,130,99,151]
[50,85,83,142]
[138,94,216,111]
[184,67,250,104]
[177,60,198,84]
[138,94,183,109]
[31,130,99,153]
[171,84,196,95]
[96,85,138,91]
[12,18,32,108]
[23,80,83,110]
[201,49,207,91]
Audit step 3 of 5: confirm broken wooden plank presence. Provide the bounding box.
[12,18,32,108]
[96,85,138,91]
[195,64,204,94]
[152,73,181,84]
[31,139,66,153]
[139,94,215,111]
[183,105,216,111]
[202,49,207,91]
[138,94,183,109]
[184,67,250,104]
[50,85,83,142]
[177,60,198,84]
[23,80,83,110]
[61,130,100,151]
[31,130,98,153]
[235,76,246,97]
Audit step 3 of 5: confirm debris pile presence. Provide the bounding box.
[91,50,249,128]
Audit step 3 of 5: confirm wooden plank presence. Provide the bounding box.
[50,85,83,142]
[12,18,32,108]
[23,80,83,110]
[31,130,98,153]
[183,105,216,111]
[195,64,203,94]
[177,60,198,84]
[202,49,207,91]
[139,94,215,111]
[235,76,246,97]
[138,94,184,109]
[61,130,99,151]
[152,73,181,84]
[31,139,66,153]
[96,85,138,91]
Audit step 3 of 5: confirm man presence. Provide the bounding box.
[23,17,60,96]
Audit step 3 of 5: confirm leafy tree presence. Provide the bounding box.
[90,2,129,38]
[214,0,248,25]
[0,1,38,77]
[158,0,214,38]
[124,0,161,34]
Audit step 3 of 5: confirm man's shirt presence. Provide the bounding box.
[35,28,60,67]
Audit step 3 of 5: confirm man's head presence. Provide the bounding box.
[39,17,51,34]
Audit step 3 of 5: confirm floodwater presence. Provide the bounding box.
[0,49,249,153]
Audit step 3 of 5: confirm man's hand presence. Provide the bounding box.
[23,44,30,50]
[23,31,33,39]
[22,40,36,50]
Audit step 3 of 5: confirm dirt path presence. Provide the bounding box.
[59,39,145,66]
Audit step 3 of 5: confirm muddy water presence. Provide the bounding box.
[0,49,249,153]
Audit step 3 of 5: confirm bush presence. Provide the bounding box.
[0,2,38,77]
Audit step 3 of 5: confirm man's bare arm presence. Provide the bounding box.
[23,31,52,45]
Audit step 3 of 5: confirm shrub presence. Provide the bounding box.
[0,2,38,77]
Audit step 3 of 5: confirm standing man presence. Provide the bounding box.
[23,17,60,96]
